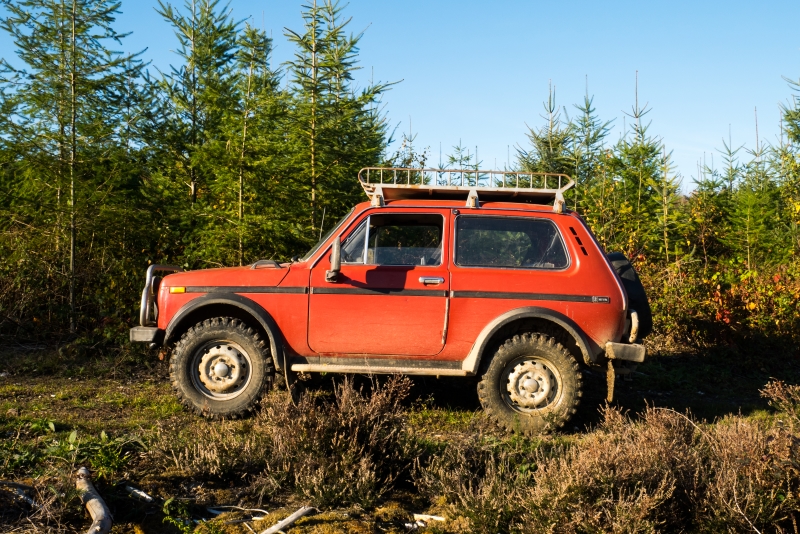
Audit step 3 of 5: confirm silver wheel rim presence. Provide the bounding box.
[190,340,252,401]
[502,356,562,413]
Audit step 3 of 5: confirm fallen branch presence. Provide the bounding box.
[208,505,269,515]
[0,480,39,509]
[75,467,112,534]
[0,480,35,492]
[124,485,154,503]
[259,506,315,534]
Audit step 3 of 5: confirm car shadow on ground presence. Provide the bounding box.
[388,335,800,433]
[299,335,799,434]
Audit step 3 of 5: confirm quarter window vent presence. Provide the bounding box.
[569,227,589,256]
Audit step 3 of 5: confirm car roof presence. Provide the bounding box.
[352,199,579,215]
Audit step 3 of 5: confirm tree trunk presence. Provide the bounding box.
[69,0,77,334]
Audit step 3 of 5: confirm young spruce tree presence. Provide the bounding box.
[0,0,143,333]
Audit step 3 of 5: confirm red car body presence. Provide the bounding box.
[135,198,637,376]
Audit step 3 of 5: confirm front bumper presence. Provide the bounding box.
[605,341,646,363]
[130,326,163,345]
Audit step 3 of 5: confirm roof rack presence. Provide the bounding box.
[358,167,574,213]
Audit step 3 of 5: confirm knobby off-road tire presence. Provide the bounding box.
[478,333,582,436]
[170,317,274,419]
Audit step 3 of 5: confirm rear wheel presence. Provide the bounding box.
[477,333,582,435]
[170,317,273,418]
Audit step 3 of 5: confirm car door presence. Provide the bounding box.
[308,209,450,356]
[445,213,578,353]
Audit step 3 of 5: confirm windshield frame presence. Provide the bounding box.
[299,207,355,262]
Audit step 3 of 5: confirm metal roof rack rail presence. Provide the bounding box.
[358,167,574,213]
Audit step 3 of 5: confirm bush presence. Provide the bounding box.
[256,375,419,508]
[414,391,800,533]
[151,375,419,509]
[639,260,800,350]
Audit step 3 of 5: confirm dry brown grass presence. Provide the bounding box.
[3,376,800,532]
[415,381,800,534]
[150,375,419,510]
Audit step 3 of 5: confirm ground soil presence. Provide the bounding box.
[1,340,798,532]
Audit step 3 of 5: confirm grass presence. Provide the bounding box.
[1,342,799,532]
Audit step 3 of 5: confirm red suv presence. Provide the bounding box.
[131,168,650,435]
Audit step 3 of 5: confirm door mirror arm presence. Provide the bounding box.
[325,236,341,283]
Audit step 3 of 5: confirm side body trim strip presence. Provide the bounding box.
[451,291,609,303]
[291,364,467,376]
[298,356,462,369]
[184,286,308,294]
[311,287,447,297]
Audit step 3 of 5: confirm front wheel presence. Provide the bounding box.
[477,333,582,435]
[170,317,274,418]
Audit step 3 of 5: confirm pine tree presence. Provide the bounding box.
[690,162,729,269]
[725,142,784,270]
[0,0,143,333]
[778,78,800,254]
[604,89,664,258]
[205,23,292,265]
[568,91,611,211]
[285,0,390,235]
[517,83,573,177]
[145,0,240,266]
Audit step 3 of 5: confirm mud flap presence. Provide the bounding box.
[606,360,615,403]
[284,364,303,406]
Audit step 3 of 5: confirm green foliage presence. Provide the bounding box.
[0,0,392,341]
[511,74,800,347]
[0,0,798,355]
[518,83,573,176]
[1,424,139,481]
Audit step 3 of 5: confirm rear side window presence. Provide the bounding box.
[455,216,569,269]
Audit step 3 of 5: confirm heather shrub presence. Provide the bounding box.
[413,437,533,533]
[414,407,703,533]
[698,415,800,532]
[151,420,272,478]
[514,406,703,533]
[415,396,800,534]
[152,375,418,509]
[255,375,418,508]
[762,379,800,431]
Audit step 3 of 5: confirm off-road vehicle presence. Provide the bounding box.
[130,168,651,434]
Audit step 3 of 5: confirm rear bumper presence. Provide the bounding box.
[605,341,646,363]
[130,326,163,345]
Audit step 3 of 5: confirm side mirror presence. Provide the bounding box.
[325,236,341,283]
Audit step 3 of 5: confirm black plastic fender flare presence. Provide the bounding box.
[462,306,600,374]
[164,293,286,371]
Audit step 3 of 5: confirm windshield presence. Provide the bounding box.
[300,208,355,261]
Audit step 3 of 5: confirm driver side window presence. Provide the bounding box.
[341,213,444,266]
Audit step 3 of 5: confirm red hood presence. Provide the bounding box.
[162,265,290,288]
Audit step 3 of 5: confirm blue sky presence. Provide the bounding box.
[2,0,799,188]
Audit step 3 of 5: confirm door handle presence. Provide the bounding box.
[419,277,445,285]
